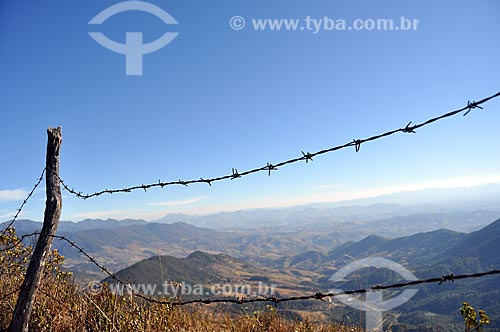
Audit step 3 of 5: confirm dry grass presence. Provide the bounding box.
[1,228,361,332]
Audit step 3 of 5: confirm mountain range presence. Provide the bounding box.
[4,205,499,278]
[3,201,500,331]
[104,218,500,331]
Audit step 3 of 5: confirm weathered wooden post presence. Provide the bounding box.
[9,127,63,332]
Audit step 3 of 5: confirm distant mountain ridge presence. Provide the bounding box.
[154,203,433,229]
[1,218,147,234]
[104,218,500,329]
[3,211,499,282]
[323,228,465,267]
[440,218,500,267]
[108,218,500,292]
[4,213,500,330]
[156,207,498,235]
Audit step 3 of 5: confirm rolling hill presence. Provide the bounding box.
[102,218,500,330]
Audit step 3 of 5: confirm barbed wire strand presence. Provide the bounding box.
[47,232,500,306]
[59,91,500,200]
[3,92,500,311]
[0,232,161,303]
[0,231,39,253]
[167,270,500,306]
[3,231,499,307]
[1,168,46,235]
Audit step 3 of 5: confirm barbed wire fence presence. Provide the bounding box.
[2,92,500,317]
[1,168,45,236]
[2,231,500,308]
[58,92,500,199]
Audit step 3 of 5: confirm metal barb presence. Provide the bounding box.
[353,139,361,153]
[200,178,212,186]
[403,121,416,133]
[231,168,241,179]
[267,163,278,176]
[54,92,499,199]
[439,273,455,285]
[463,100,483,116]
[301,151,313,163]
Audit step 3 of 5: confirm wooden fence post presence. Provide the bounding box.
[9,127,63,332]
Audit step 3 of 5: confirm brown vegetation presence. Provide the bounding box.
[1,228,360,332]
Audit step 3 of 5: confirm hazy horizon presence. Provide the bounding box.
[4,181,500,223]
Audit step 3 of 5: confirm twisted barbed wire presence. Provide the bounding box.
[166,270,500,306]
[3,92,500,311]
[48,232,500,306]
[3,231,499,307]
[59,92,500,200]
[1,168,46,235]
[0,231,40,252]
[0,231,162,303]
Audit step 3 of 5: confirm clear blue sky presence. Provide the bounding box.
[1,0,499,221]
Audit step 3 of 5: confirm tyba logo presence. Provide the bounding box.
[89,1,179,76]
[329,257,418,332]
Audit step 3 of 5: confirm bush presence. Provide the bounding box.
[1,227,361,332]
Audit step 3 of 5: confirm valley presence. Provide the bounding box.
[4,202,500,331]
